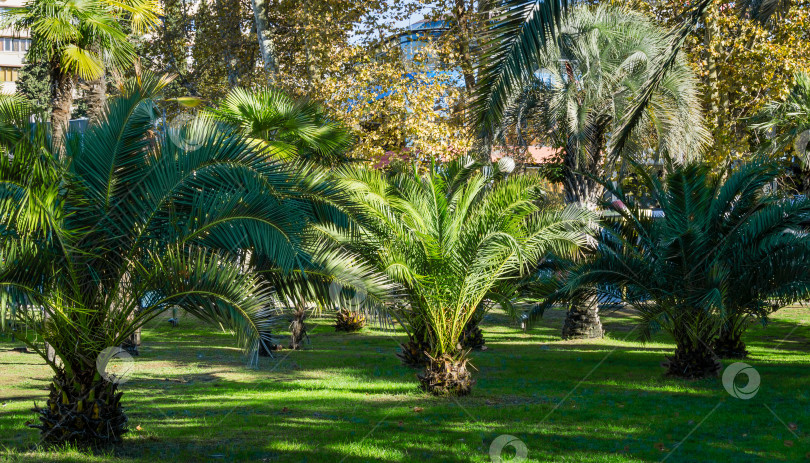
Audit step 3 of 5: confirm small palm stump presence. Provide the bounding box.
[418,353,475,396]
[288,307,309,350]
[334,308,366,332]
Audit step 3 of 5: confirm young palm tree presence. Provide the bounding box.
[4,0,161,142]
[495,5,709,339]
[0,74,330,445]
[205,88,354,167]
[316,160,594,395]
[535,160,810,377]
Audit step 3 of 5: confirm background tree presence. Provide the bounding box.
[317,45,472,170]
[751,72,810,194]
[15,54,51,116]
[632,0,810,168]
[5,0,161,142]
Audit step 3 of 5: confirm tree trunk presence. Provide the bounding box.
[288,305,308,349]
[662,343,721,379]
[559,117,610,339]
[250,0,279,79]
[561,295,604,340]
[50,63,75,149]
[703,7,724,149]
[32,370,127,445]
[714,322,748,359]
[418,352,474,396]
[452,0,476,94]
[85,73,107,124]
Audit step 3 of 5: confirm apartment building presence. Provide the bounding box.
[0,0,30,94]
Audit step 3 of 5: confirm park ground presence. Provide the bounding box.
[1,306,808,462]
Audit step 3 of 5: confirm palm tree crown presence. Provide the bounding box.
[496,5,708,205]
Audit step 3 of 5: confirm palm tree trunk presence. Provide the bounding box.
[85,73,107,124]
[50,63,75,148]
[33,370,127,445]
[561,295,604,340]
[288,305,308,349]
[714,317,748,359]
[250,0,279,79]
[559,117,611,339]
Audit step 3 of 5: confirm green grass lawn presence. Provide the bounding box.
[1,306,808,462]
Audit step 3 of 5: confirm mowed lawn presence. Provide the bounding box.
[1,306,808,463]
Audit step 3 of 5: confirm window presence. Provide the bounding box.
[0,67,19,82]
[0,38,32,52]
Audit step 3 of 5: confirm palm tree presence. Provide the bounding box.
[534,160,810,377]
[495,5,709,339]
[0,73,333,445]
[205,87,354,167]
[751,72,810,192]
[316,159,594,395]
[204,87,380,346]
[497,5,708,206]
[4,0,161,143]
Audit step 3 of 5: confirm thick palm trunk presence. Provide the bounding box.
[418,353,474,396]
[662,343,721,379]
[398,323,430,367]
[561,295,604,340]
[85,73,107,123]
[714,324,748,359]
[560,118,610,339]
[288,305,308,349]
[32,370,127,445]
[50,64,75,148]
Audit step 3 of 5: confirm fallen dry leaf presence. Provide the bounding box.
[784,440,794,447]
[413,406,423,413]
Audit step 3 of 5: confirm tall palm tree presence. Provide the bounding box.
[316,159,594,395]
[4,0,161,143]
[0,73,333,445]
[534,160,810,377]
[496,5,709,339]
[499,5,708,206]
[205,87,354,167]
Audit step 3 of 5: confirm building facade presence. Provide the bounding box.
[0,0,30,94]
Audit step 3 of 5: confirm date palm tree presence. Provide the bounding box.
[316,159,594,395]
[0,73,338,445]
[535,160,810,377]
[4,0,161,143]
